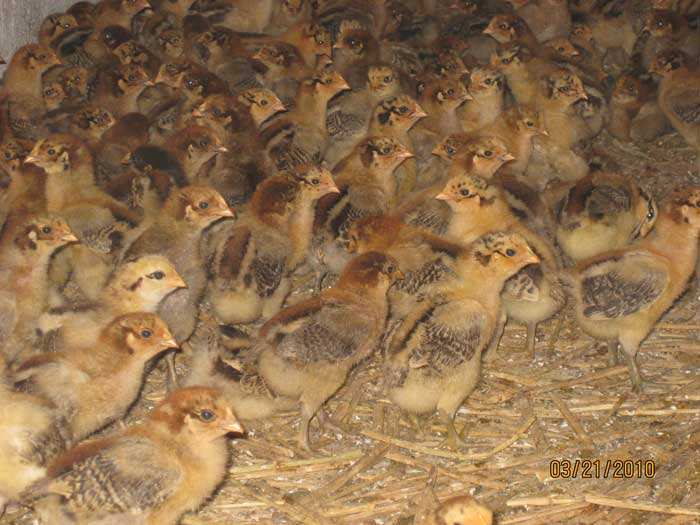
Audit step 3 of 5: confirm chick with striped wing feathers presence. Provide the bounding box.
[433,174,564,358]
[210,165,339,326]
[26,387,244,525]
[15,313,178,442]
[551,171,658,263]
[257,252,403,450]
[259,68,350,175]
[386,232,539,449]
[0,214,77,361]
[651,50,700,168]
[566,187,700,391]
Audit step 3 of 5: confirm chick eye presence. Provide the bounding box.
[506,248,516,256]
[4,152,12,159]
[485,79,492,85]
[499,23,508,30]
[199,409,216,421]
[483,150,493,157]
[383,76,392,83]
[199,140,209,148]
[446,88,454,95]
[386,264,395,273]
[398,106,408,114]
[42,225,52,234]
[502,57,511,64]
[557,47,565,53]
[446,146,456,155]
[185,79,197,88]
[199,201,209,209]
[260,99,268,106]
[647,208,655,220]
[212,108,222,116]
[148,271,165,280]
[381,146,392,154]
[526,120,534,127]
[460,188,470,197]
[311,178,320,185]
[127,74,136,82]
[48,148,56,155]
[140,329,152,338]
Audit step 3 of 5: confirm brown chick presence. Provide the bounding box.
[15,313,177,441]
[435,174,564,357]
[259,68,350,174]
[210,165,339,325]
[565,187,700,391]
[1,44,61,140]
[641,9,700,71]
[386,231,539,448]
[257,251,403,449]
[507,0,571,43]
[92,63,154,117]
[28,386,244,525]
[332,19,382,89]
[38,13,83,51]
[415,76,471,136]
[0,357,70,509]
[651,50,700,164]
[40,254,186,354]
[344,214,463,321]
[609,73,669,143]
[489,43,541,107]
[457,66,505,133]
[483,14,539,50]
[552,171,659,263]
[416,495,493,525]
[0,214,77,361]
[124,186,233,357]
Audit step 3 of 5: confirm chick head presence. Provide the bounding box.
[301,23,331,59]
[513,106,547,136]
[157,28,184,59]
[292,164,339,198]
[307,68,351,98]
[14,214,78,252]
[433,495,492,525]
[649,49,689,77]
[73,105,116,136]
[374,95,427,130]
[467,66,504,95]
[612,74,643,105]
[113,40,148,65]
[181,126,227,163]
[339,251,404,291]
[114,255,186,308]
[435,173,493,208]
[360,136,413,173]
[177,185,234,227]
[468,231,539,276]
[335,20,369,56]
[24,136,75,174]
[571,23,594,45]
[450,136,513,178]
[101,25,132,51]
[41,13,80,43]
[153,386,244,440]
[59,66,90,97]
[367,65,398,93]
[644,9,681,38]
[17,44,61,70]
[544,38,581,61]
[344,215,404,254]
[669,186,700,228]
[116,63,151,94]
[112,312,179,356]
[119,0,151,16]
[237,89,286,126]
[0,138,32,173]
[546,70,588,103]
[282,0,305,15]
[423,77,472,108]
[490,43,531,70]
[483,15,526,43]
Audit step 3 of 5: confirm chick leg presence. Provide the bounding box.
[438,409,463,450]
[607,340,620,367]
[298,403,318,452]
[317,408,345,434]
[166,353,179,391]
[483,311,507,363]
[526,322,537,359]
[620,343,643,393]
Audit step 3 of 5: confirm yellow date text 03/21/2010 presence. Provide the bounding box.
[549,459,656,479]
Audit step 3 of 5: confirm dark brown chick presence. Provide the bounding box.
[257,251,402,449]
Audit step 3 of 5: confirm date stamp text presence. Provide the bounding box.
[549,459,656,479]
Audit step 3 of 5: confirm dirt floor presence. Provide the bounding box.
[4,130,700,525]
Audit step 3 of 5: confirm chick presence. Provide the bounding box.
[259,68,350,174]
[28,386,244,525]
[15,313,177,441]
[483,14,539,50]
[416,495,493,525]
[552,171,659,263]
[641,9,700,71]
[124,186,233,354]
[92,63,153,117]
[507,0,571,43]
[0,358,70,509]
[386,232,539,448]
[210,165,338,325]
[40,254,186,353]
[332,19,381,88]
[457,66,505,133]
[416,76,471,136]
[609,73,669,143]
[651,50,700,162]
[489,43,541,107]
[0,214,77,361]
[257,251,402,449]
[435,174,564,357]
[565,187,700,391]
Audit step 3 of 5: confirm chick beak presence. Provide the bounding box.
[539,129,550,136]
[337,78,351,92]
[172,274,188,289]
[435,192,451,201]
[144,80,155,87]
[414,106,428,118]
[270,100,286,114]
[483,26,494,36]
[219,207,236,218]
[324,180,341,194]
[462,92,474,102]
[394,269,405,281]
[162,337,179,350]
[399,150,415,159]
[502,153,516,162]
[24,155,39,165]
[121,153,132,166]
[61,232,79,243]
[222,410,245,435]
[191,107,205,118]
[431,144,444,156]
[216,146,228,153]
[527,251,540,265]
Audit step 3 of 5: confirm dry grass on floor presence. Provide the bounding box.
[3,131,700,525]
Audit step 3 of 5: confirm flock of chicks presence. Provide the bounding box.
[0,0,699,523]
